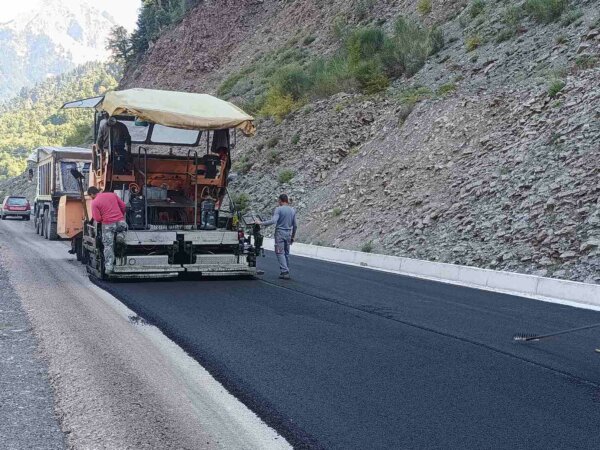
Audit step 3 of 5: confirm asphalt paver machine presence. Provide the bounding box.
[62,88,262,279]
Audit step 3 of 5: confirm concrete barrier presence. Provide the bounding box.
[263,238,600,309]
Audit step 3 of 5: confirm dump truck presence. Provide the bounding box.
[32,147,92,240]
[61,88,262,280]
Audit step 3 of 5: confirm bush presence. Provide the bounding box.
[232,193,250,214]
[332,207,342,217]
[272,64,313,101]
[232,157,253,175]
[574,55,599,70]
[465,34,481,52]
[259,88,298,122]
[278,169,295,184]
[470,0,485,18]
[383,17,444,77]
[266,136,280,148]
[547,79,565,98]
[361,240,374,253]
[560,9,583,26]
[417,0,432,15]
[291,134,300,145]
[437,82,457,96]
[303,35,316,46]
[352,59,390,94]
[217,73,244,97]
[524,0,568,24]
[496,28,515,43]
[268,149,281,163]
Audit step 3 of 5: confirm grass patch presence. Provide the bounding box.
[291,133,300,145]
[547,79,566,98]
[560,9,583,26]
[524,0,568,24]
[574,55,599,70]
[437,82,457,96]
[217,73,245,97]
[332,207,342,217]
[303,35,316,46]
[361,240,374,253]
[417,0,432,15]
[268,149,281,163]
[470,0,486,18]
[555,34,567,44]
[496,28,515,43]
[266,136,280,148]
[232,157,253,175]
[278,169,295,184]
[465,34,481,52]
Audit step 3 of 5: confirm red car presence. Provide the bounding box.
[1,196,31,220]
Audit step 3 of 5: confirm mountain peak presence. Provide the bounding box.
[0,0,118,100]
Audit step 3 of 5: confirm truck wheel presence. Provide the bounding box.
[43,211,49,239]
[44,210,58,241]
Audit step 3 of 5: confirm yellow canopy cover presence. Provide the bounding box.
[99,88,256,136]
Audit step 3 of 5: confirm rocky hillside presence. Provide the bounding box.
[0,0,120,100]
[121,1,600,283]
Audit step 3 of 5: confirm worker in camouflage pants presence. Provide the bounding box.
[88,186,127,274]
[100,221,127,273]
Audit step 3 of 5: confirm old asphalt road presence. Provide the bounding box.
[0,218,288,449]
[3,218,600,449]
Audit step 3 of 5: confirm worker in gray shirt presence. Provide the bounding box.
[256,194,297,279]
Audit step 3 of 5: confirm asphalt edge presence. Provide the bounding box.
[263,239,600,310]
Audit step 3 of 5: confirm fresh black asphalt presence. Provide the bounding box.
[97,252,600,449]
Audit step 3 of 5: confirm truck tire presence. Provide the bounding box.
[45,211,58,241]
[35,215,42,234]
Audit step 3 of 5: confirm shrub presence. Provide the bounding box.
[268,149,281,163]
[291,134,300,145]
[417,0,432,15]
[217,73,244,97]
[232,157,253,175]
[437,82,457,96]
[383,17,445,77]
[352,59,390,94]
[278,169,295,184]
[470,0,485,18]
[354,0,376,21]
[332,207,342,217]
[361,240,374,253]
[524,0,568,24]
[232,193,250,213]
[303,35,316,45]
[555,34,567,44]
[574,55,599,70]
[560,9,583,26]
[272,64,313,101]
[496,28,515,43]
[266,136,280,148]
[547,79,565,98]
[465,34,481,52]
[259,88,298,122]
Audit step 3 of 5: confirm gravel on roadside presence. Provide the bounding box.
[0,253,65,450]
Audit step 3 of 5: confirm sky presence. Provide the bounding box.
[0,0,141,31]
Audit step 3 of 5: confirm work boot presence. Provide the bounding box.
[279,272,290,280]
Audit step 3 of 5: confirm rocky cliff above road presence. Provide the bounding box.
[106,1,600,283]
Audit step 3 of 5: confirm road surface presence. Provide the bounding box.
[3,217,600,449]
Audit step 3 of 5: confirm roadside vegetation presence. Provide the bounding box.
[220,16,443,122]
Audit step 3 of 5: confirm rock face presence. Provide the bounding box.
[0,0,119,100]
[124,1,600,283]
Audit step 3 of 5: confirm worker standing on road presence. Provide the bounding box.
[87,187,127,274]
[256,194,297,279]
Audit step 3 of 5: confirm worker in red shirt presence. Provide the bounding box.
[87,186,127,274]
